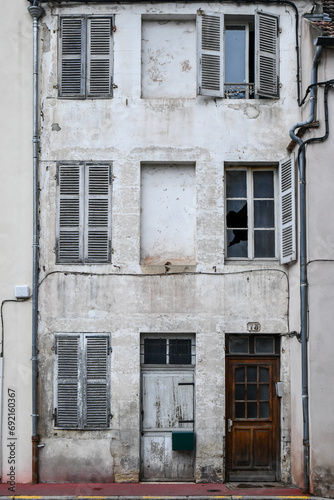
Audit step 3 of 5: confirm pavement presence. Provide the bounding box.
[0,481,323,500]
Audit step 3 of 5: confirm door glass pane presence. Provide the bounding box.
[235,367,245,383]
[253,171,274,198]
[254,229,275,258]
[259,384,269,400]
[255,337,274,354]
[247,384,257,400]
[235,384,245,400]
[226,170,246,197]
[144,338,166,364]
[254,200,274,228]
[247,366,257,382]
[229,336,249,353]
[260,402,269,418]
[259,367,269,383]
[247,402,257,418]
[169,339,191,364]
[235,402,245,418]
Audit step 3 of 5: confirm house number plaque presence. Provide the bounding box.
[247,322,261,332]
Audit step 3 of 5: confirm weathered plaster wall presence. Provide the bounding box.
[0,0,34,483]
[36,0,314,484]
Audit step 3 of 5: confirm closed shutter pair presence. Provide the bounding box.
[54,334,111,429]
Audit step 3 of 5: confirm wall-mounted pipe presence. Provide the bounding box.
[289,45,323,493]
[27,2,44,484]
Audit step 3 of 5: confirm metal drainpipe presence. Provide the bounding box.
[289,45,323,493]
[28,1,44,484]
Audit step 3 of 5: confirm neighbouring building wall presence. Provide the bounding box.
[0,0,34,484]
[289,17,334,497]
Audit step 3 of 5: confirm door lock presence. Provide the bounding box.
[228,418,233,433]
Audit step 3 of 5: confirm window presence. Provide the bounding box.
[226,334,280,355]
[56,162,112,264]
[197,10,279,99]
[54,333,111,429]
[58,16,114,98]
[226,168,277,259]
[225,157,296,263]
[141,335,195,365]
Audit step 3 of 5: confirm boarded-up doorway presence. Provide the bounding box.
[140,335,195,481]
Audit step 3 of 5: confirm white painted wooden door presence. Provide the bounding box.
[141,369,195,481]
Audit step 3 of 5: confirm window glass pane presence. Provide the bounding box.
[255,337,274,354]
[226,171,247,198]
[259,367,269,383]
[259,384,269,400]
[247,402,257,418]
[254,230,275,258]
[247,384,257,400]
[235,367,245,383]
[235,384,245,400]
[144,338,166,364]
[247,366,257,382]
[254,200,274,228]
[260,402,269,418]
[253,171,274,198]
[235,402,245,418]
[227,201,248,228]
[169,339,191,364]
[227,230,248,257]
[225,27,246,84]
[229,336,249,353]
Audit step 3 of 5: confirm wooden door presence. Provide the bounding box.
[141,369,195,481]
[226,358,280,481]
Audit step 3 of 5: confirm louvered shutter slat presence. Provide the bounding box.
[85,165,111,262]
[59,18,85,97]
[84,337,109,428]
[56,337,80,428]
[255,12,279,98]
[197,12,224,97]
[57,164,83,262]
[279,155,296,264]
[87,18,113,97]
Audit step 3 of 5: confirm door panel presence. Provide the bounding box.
[226,358,279,481]
[141,370,195,481]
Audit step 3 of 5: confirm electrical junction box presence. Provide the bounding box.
[172,431,195,451]
[15,286,30,299]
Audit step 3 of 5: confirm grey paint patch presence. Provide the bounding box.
[51,123,61,132]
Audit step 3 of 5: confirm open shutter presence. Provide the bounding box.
[85,164,111,262]
[87,17,113,97]
[84,335,110,428]
[57,163,84,263]
[279,155,296,264]
[55,335,80,428]
[197,11,224,97]
[255,12,279,98]
[59,17,85,97]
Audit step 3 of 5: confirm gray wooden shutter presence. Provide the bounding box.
[55,335,80,428]
[87,18,113,97]
[85,164,111,262]
[84,335,110,429]
[59,17,85,97]
[197,11,224,97]
[279,155,296,264]
[255,12,279,98]
[57,163,84,263]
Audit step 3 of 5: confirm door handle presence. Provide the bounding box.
[228,419,233,433]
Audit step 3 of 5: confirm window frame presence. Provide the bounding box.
[224,20,253,99]
[225,165,278,261]
[197,10,279,99]
[58,15,114,99]
[140,334,196,367]
[54,333,111,430]
[56,161,112,264]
